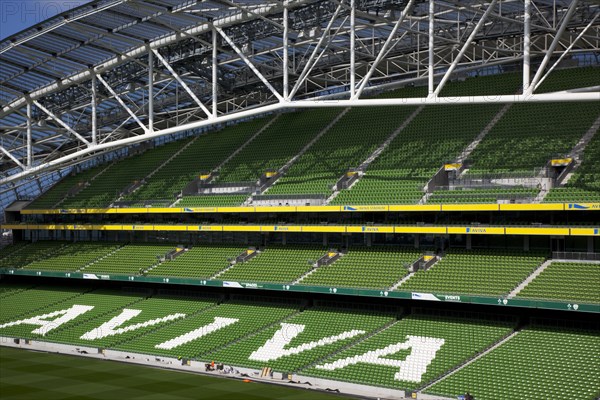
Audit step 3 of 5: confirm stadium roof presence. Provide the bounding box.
[0,0,599,190]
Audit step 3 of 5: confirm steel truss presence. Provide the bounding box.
[1,0,599,188]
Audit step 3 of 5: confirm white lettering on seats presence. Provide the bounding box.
[0,305,94,336]
[155,317,239,350]
[249,323,365,362]
[315,335,445,383]
[80,309,185,340]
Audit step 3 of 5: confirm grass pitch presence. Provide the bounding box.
[0,347,352,400]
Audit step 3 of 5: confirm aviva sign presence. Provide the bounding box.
[0,304,445,385]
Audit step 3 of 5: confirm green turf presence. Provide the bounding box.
[0,347,352,400]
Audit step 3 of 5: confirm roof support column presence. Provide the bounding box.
[283,0,289,100]
[523,0,531,93]
[349,0,355,98]
[528,0,579,95]
[27,102,33,168]
[428,0,435,95]
[212,28,218,117]
[91,74,98,144]
[148,47,154,132]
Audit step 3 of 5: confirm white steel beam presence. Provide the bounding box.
[349,0,355,98]
[91,74,98,144]
[0,146,25,170]
[283,1,289,100]
[32,100,91,146]
[215,26,284,102]
[148,48,154,132]
[212,28,218,117]
[528,0,580,95]
[96,74,149,133]
[433,0,498,96]
[152,49,213,119]
[523,0,531,93]
[27,103,33,168]
[428,0,435,95]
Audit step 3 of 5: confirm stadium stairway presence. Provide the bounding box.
[299,317,400,372]
[195,306,305,358]
[536,113,600,202]
[456,104,513,166]
[253,108,351,204]
[53,161,116,208]
[506,259,552,299]
[76,244,127,273]
[115,135,201,204]
[290,259,326,285]
[419,104,513,205]
[216,115,281,177]
[327,106,425,204]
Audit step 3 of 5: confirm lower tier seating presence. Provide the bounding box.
[0,286,597,399]
[305,313,514,390]
[426,326,600,400]
[22,242,121,272]
[204,306,394,372]
[115,300,298,358]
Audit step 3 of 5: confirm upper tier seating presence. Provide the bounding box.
[332,104,502,205]
[27,167,103,209]
[216,109,342,183]
[126,118,268,203]
[544,133,600,203]
[267,105,419,196]
[465,102,599,175]
[61,140,187,208]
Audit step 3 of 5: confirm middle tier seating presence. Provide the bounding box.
[397,249,546,296]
